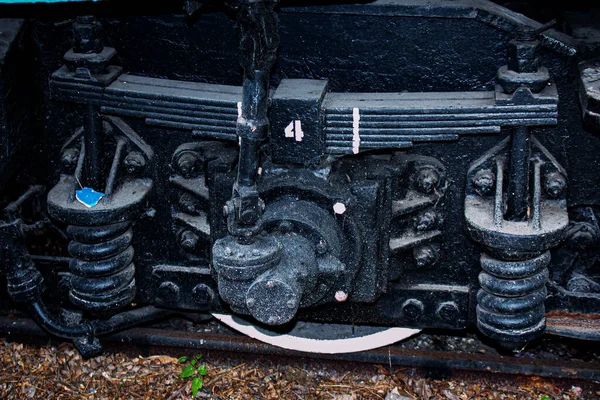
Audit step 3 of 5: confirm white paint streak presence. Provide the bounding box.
[237,102,242,118]
[352,107,360,154]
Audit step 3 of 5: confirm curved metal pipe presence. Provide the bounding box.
[29,301,174,340]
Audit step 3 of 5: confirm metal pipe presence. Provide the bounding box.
[506,126,531,221]
[236,70,270,188]
[83,104,103,190]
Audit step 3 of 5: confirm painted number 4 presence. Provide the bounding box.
[285,120,304,142]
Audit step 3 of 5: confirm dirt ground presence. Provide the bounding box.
[1,337,599,400]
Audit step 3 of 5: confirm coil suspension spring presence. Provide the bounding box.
[476,251,550,345]
[67,220,136,313]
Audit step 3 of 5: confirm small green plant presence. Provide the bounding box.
[178,353,209,398]
[539,396,551,400]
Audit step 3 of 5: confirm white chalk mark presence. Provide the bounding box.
[352,107,360,154]
[294,120,304,142]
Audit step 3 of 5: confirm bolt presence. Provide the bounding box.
[72,16,103,54]
[279,221,293,233]
[545,172,566,199]
[286,300,296,309]
[158,281,180,302]
[179,230,199,252]
[413,244,439,268]
[316,240,328,255]
[436,302,459,322]
[569,223,597,251]
[178,193,200,215]
[193,284,214,305]
[473,169,495,196]
[267,316,278,325]
[414,210,438,232]
[252,249,260,256]
[416,168,440,194]
[335,291,348,302]
[333,202,347,215]
[402,299,424,321]
[176,151,200,179]
[224,247,232,256]
[223,203,230,218]
[123,151,146,174]
[246,297,256,308]
[61,148,80,171]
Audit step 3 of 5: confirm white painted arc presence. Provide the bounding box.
[212,313,421,354]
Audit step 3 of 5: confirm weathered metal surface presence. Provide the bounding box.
[2,0,600,359]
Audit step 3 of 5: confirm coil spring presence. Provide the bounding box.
[67,221,136,313]
[476,251,550,345]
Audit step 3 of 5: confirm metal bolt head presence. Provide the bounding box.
[413,244,439,268]
[335,291,348,302]
[61,148,80,171]
[176,152,200,179]
[545,172,566,199]
[179,230,199,252]
[333,202,347,215]
[473,169,495,196]
[278,220,293,233]
[158,281,180,302]
[315,239,328,255]
[179,193,200,215]
[193,284,214,305]
[402,299,424,321]
[436,301,459,322]
[123,151,146,174]
[72,16,103,54]
[416,168,440,194]
[414,210,438,232]
[568,223,597,251]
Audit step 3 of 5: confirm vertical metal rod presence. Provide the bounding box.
[236,70,269,188]
[506,126,531,221]
[531,158,542,230]
[493,158,505,227]
[105,139,126,199]
[83,104,103,190]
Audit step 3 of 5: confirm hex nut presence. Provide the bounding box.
[472,169,495,196]
[545,172,566,199]
[416,168,440,194]
[179,230,199,252]
[402,299,424,321]
[193,284,215,305]
[414,210,438,232]
[436,301,459,322]
[123,151,146,174]
[176,151,200,179]
[158,281,180,302]
[61,148,80,171]
[413,244,440,268]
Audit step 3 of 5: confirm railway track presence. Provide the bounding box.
[1,314,599,382]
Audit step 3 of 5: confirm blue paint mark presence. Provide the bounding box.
[76,187,104,208]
